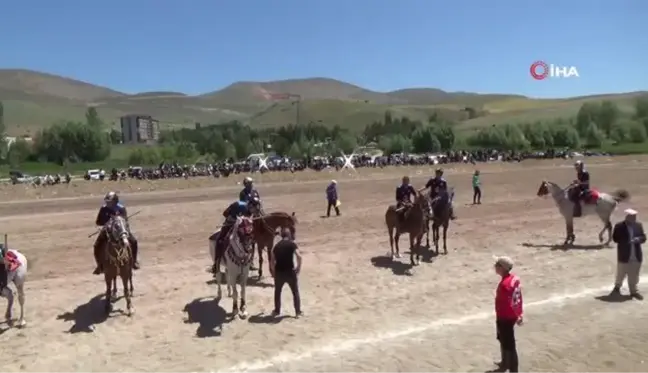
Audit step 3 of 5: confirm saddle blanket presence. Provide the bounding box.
[583,189,600,204]
[3,250,22,272]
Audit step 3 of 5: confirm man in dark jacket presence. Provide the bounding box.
[326,180,340,217]
[611,208,645,300]
[93,192,139,274]
[271,228,303,318]
[395,176,417,221]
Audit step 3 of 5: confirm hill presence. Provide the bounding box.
[0,68,644,135]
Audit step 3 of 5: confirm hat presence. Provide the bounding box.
[624,208,638,216]
[494,256,514,271]
[331,180,337,184]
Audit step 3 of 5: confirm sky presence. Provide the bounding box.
[1,0,646,98]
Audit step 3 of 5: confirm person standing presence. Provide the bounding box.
[472,170,482,204]
[611,208,645,300]
[271,228,303,318]
[492,256,523,372]
[326,180,340,217]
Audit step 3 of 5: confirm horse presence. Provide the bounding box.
[250,211,297,278]
[102,215,135,316]
[428,187,454,255]
[213,216,255,319]
[537,180,630,246]
[0,248,28,328]
[385,192,431,266]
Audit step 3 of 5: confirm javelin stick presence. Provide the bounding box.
[87,210,142,238]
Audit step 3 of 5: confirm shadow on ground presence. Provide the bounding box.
[370,255,413,276]
[595,293,633,303]
[248,312,291,324]
[183,297,228,338]
[521,242,607,251]
[206,276,273,288]
[56,293,109,333]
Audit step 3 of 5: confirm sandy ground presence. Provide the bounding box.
[1,156,647,372]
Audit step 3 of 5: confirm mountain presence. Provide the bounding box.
[0,68,644,136]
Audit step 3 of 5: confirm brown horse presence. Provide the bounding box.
[250,212,297,278]
[385,192,431,266]
[428,188,453,255]
[102,215,134,316]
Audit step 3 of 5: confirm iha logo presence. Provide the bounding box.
[530,61,580,80]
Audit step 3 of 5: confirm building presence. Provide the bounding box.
[120,114,160,144]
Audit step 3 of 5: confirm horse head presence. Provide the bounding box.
[414,192,432,216]
[108,215,130,248]
[235,216,255,253]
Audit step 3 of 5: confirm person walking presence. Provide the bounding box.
[492,256,523,372]
[472,170,482,204]
[326,180,340,217]
[611,208,645,300]
[271,228,303,318]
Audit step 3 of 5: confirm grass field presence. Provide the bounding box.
[1,69,645,136]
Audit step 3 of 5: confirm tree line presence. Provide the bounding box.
[1,96,647,169]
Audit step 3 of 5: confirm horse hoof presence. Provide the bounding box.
[239,311,248,320]
[16,319,26,328]
[127,307,135,317]
[396,254,402,258]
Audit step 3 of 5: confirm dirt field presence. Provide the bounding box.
[1,157,647,372]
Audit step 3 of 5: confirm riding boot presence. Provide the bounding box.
[573,201,582,217]
[93,243,103,275]
[130,238,140,269]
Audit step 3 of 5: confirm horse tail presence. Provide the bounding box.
[611,189,630,203]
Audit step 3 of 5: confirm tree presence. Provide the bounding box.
[412,125,442,153]
[0,101,7,160]
[584,122,604,148]
[635,96,648,119]
[174,141,198,161]
[433,124,455,150]
[33,121,111,165]
[7,138,32,167]
[333,133,357,154]
[575,103,598,136]
[597,101,620,137]
[85,107,103,128]
[628,122,647,143]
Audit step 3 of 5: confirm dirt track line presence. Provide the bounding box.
[0,161,641,205]
[218,284,613,372]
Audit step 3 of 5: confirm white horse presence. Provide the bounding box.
[209,230,233,298]
[537,180,630,246]
[208,216,255,319]
[0,249,27,328]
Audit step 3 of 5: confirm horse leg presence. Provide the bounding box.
[409,233,418,266]
[387,225,395,259]
[122,270,134,316]
[1,286,13,324]
[15,282,26,327]
[214,257,223,300]
[228,266,239,317]
[426,218,431,248]
[129,276,134,295]
[605,220,613,246]
[442,222,448,255]
[250,243,257,271]
[112,277,118,301]
[239,265,250,319]
[564,218,575,246]
[394,231,402,258]
[257,244,264,279]
[104,275,113,315]
[433,223,440,255]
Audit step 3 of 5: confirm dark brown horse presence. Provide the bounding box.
[385,192,431,266]
[102,215,134,316]
[428,187,453,255]
[250,212,297,278]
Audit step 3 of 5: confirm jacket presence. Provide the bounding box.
[96,203,128,226]
[326,184,338,202]
[612,221,645,263]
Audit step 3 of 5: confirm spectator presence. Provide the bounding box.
[472,170,482,204]
[611,208,645,300]
[326,180,340,217]
[492,256,523,372]
[271,228,303,318]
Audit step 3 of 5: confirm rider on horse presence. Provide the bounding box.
[421,168,456,220]
[571,160,591,217]
[395,176,417,221]
[240,177,262,211]
[213,197,252,271]
[93,192,140,275]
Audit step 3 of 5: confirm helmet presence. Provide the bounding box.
[574,160,583,167]
[402,176,410,184]
[435,168,444,175]
[243,177,253,186]
[104,191,119,203]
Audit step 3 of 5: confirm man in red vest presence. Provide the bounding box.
[492,256,523,372]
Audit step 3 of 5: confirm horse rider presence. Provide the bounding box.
[420,168,456,220]
[571,160,591,217]
[213,197,252,272]
[93,191,140,275]
[395,176,417,221]
[240,176,263,215]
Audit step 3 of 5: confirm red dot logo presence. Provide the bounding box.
[530,61,549,80]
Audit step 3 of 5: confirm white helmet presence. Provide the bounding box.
[243,176,253,185]
[574,160,583,167]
